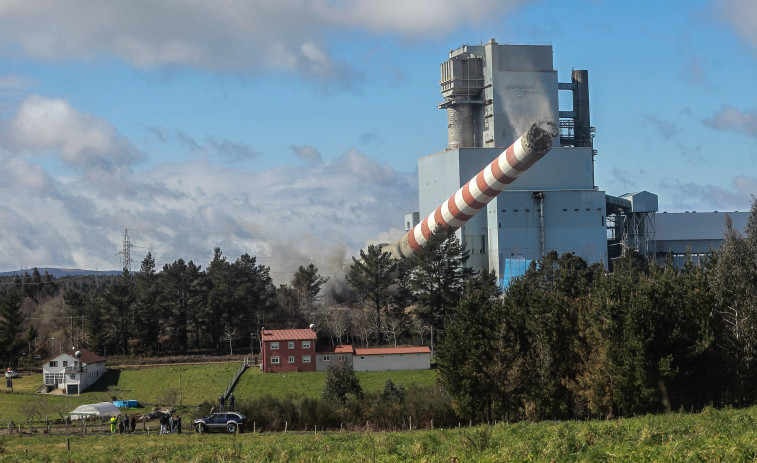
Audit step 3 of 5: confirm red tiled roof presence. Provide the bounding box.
[62,348,105,365]
[261,329,317,341]
[316,345,354,354]
[354,346,431,356]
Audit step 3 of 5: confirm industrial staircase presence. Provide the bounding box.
[222,357,249,401]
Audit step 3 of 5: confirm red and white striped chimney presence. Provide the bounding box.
[391,122,556,259]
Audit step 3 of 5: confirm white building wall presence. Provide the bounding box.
[42,353,105,393]
[352,353,431,372]
[491,190,607,270]
[316,353,353,372]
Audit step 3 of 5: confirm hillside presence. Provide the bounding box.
[1,362,437,419]
[0,268,122,278]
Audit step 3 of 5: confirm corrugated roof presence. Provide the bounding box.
[354,346,431,355]
[261,329,317,341]
[62,348,105,365]
[316,345,354,354]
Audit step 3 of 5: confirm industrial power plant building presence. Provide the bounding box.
[406,39,747,285]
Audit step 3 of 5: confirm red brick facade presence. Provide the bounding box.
[260,329,317,373]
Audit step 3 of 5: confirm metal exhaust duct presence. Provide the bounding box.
[386,121,557,260]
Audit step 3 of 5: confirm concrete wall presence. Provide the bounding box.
[489,189,608,282]
[352,353,431,372]
[316,353,353,372]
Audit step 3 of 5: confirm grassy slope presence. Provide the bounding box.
[2,406,757,462]
[1,363,436,420]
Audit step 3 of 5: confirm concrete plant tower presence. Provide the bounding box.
[416,39,606,285]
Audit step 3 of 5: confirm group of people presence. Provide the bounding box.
[219,392,235,412]
[159,413,182,434]
[110,414,136,434]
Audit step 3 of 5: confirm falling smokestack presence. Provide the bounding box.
[385,121,557,259]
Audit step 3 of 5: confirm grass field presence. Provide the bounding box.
[2,405,757,461]
[1,362,437,421]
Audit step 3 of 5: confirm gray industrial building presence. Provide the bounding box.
[408,39,748,286]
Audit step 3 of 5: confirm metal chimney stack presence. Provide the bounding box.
[386,122,557,259]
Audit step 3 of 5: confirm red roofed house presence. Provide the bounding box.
[261,328,432,373]
[260,329,317,373]
[353,346,431,372]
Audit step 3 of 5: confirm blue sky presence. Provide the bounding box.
[1,0,756,283]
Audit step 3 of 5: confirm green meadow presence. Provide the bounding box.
[2,406,757,462]
[1,362,436,419]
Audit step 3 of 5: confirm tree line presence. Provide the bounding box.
[436,200,757,422]
[0,230,472,361]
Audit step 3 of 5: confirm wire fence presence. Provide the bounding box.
[0,416,185,437]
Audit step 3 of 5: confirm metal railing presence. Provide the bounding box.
[222,357,249,401]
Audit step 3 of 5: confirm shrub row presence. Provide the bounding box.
[197,385,456,432]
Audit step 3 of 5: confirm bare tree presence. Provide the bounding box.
[223,324,238,356]
[412,317,430,346]
[315,306,351,345]
[382,314,404,347]
[350,306,376,347]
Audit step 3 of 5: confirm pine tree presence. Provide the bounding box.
[0,289,25,367]
[436,271,501,422]
[346,244,398,344]
[407,227,474,335]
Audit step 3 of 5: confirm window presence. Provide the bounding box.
[62,361,68,367]
[288,356,295,363]
[338,355,346,361]
[49,361,57,367]
[302,355,311,363]
[288,341,294,349]
[69,374,76,380]
[302,341,311,349]
[323,355,331,361]
[271,342,279,350]
[271,356,280,364]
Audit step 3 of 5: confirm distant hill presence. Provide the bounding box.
[0,268,122,278]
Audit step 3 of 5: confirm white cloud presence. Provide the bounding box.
[0,1,526,80]
[1,95,141,170]
[315,0,520,36]
[658,175,757,211]
[718,0,757,53]
[175,129,260,161]
[291,144,323,166]
[703,105,757,137]
[0,108,418,282]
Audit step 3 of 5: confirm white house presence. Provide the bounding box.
[352,346,431,372]
[42,348,106,395]
[315,345,354,372]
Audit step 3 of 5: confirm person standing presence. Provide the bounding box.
[110,415,117,433]
[176,416,182,434]
[219,394,225,412]
[130,415,136,434]
[169,415,175,434]
[229,393,235,412]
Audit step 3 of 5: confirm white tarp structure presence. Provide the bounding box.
[70,402,120,420]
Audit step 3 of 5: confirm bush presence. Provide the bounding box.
[322,363,363,404]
